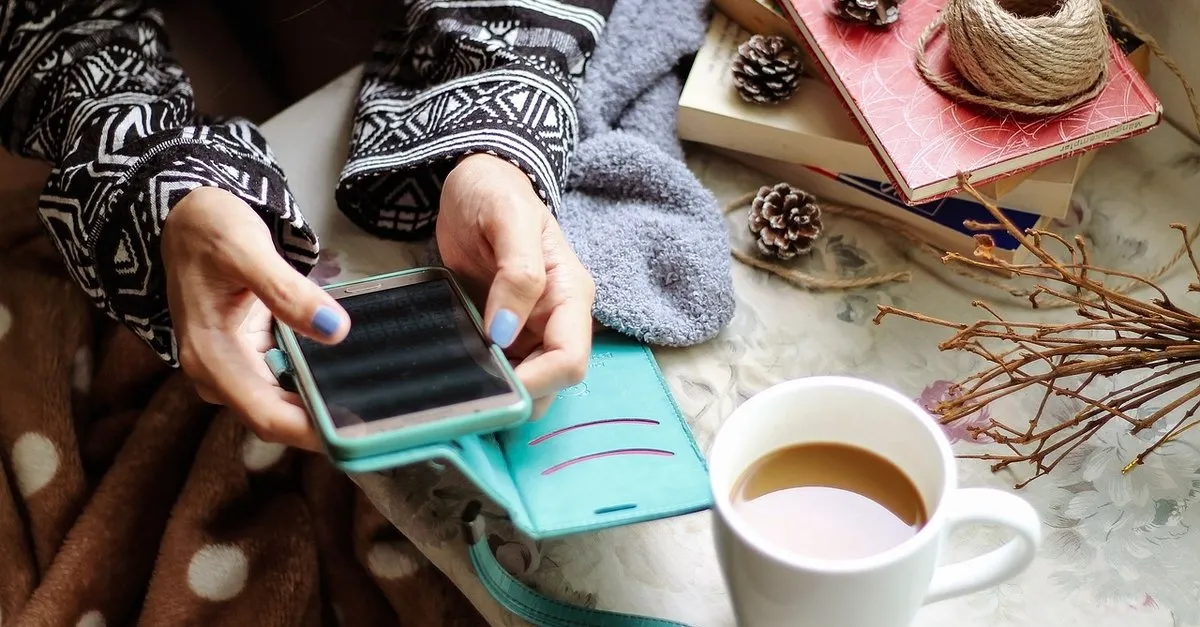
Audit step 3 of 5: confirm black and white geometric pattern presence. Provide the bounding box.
[2,2,317,364]
[1,0,613,364]
[338,0,614,239]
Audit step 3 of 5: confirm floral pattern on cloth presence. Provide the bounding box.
[916,380,994,444]
[1038,419,1200,623]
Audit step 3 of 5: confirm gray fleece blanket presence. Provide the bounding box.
[562,0,734,346]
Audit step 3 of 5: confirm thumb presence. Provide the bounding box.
[483,211,547,349]
[229,239,350,344]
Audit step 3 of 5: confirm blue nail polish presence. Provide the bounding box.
[311,306,341,337]
[489,309,520,348]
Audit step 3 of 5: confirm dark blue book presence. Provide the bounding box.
[808,166,1042,252]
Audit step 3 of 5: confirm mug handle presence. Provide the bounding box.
[923,488,1042,605]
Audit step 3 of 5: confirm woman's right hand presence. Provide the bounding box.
[161,187,350,451]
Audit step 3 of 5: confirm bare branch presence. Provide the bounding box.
[875,179,1200,488]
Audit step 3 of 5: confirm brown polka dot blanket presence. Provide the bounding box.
[0,172,485,627]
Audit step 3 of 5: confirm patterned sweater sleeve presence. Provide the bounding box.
[337,0,615,239]
[0,1,318,365]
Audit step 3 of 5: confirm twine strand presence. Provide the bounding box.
[724,193,1031,298]
[725,172,1200,308]
[724,192,911,290]
[956,174,1200,296]
[1072,2,1200,289]
[1099,1,1200,138]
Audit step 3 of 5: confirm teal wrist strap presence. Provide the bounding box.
[461,502,694,627]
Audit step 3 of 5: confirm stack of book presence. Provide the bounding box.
[683,0,1158,262]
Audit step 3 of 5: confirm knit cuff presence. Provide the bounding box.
[337,63,577,240]
[87,120,318,364]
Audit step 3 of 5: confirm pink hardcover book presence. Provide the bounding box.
[775,0,1162,205]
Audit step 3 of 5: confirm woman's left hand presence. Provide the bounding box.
[437,154,596,411]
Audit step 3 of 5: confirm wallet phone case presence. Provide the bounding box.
[324,331,713,540]
[267,330,710,626]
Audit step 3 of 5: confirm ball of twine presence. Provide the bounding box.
[915,0,1110,115]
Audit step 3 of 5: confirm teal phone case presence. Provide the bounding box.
[270,331,713,540]
[274,268,532,460]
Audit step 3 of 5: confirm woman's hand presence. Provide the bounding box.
[437,154,596,410]
[162,187,350,451]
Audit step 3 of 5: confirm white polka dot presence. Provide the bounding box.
[366,542,420,580]
[241,433,286,471]
[72,346,93,394]
[0,303,11,341]
[187,544,249,601]
[76,610,105,627]
[12,432,59,497]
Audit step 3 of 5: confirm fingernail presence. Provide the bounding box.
[311,306,342,337]
[489,309,520,348]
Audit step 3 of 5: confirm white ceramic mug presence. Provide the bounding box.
[709,376,1042,627]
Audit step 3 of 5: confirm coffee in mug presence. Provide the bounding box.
[730,442,927,561]
[709,377,1042,627]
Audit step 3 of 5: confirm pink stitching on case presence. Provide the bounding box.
[540,448,674,475]
[527,418,659,446]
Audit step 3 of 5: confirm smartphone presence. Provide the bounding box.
[275,267,532,460]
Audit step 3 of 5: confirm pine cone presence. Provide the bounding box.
[731,35,803,105]
[748,183,823,260]
[834,0,902,27]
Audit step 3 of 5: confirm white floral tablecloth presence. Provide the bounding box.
[261,68,1200,627]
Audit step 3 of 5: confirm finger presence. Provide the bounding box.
[193,337,322,452]
[195,382,221,405]
[516,348,557,420]
[239,299,278,350]
[234,388,321,453]
[504,328,543,362]
[514,296,593,400]
[226,240,350,345]
[481,210,547,349]
[530,394,556,421]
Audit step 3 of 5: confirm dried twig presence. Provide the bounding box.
[874,175,1200,488]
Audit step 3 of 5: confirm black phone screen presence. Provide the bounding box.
[295,279,513,429]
